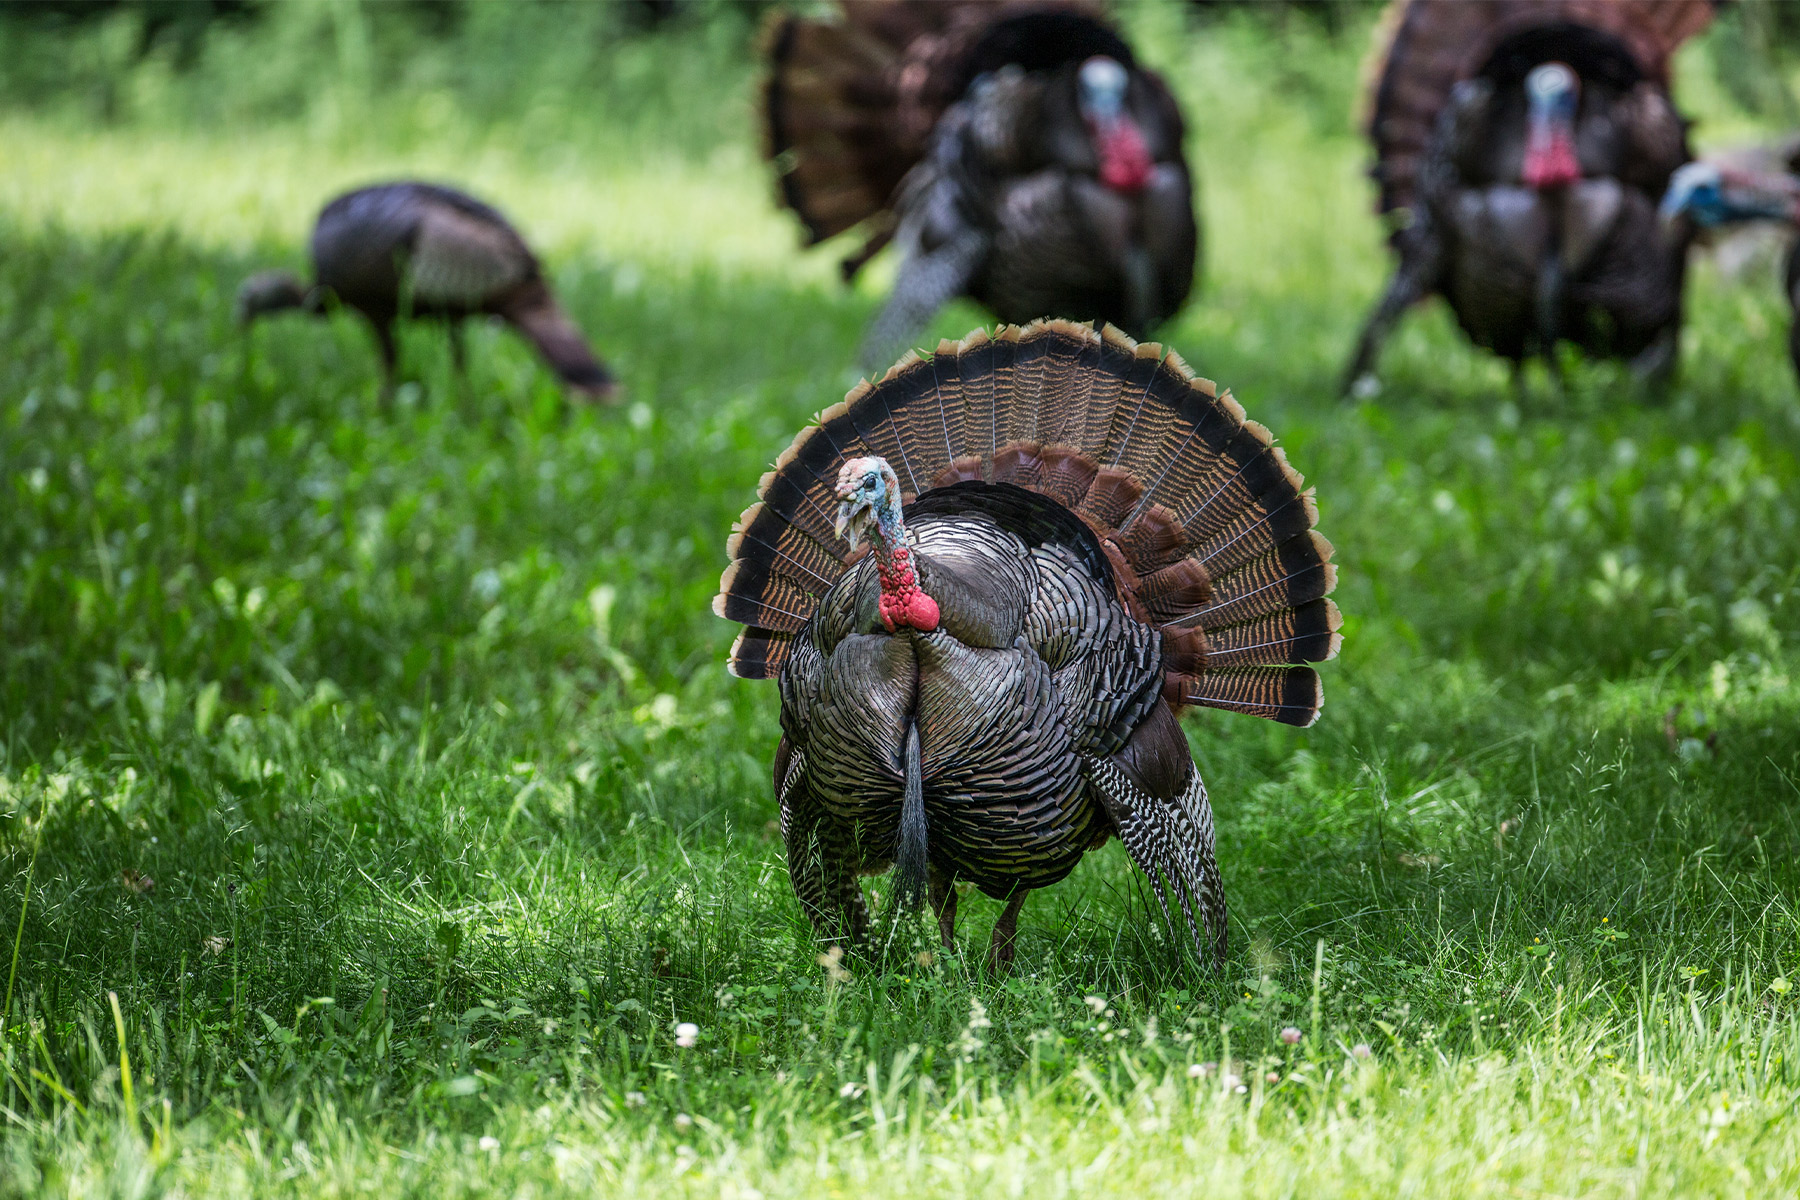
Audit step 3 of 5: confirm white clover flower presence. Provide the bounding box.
[1352,1043,1373,1060]
[1186,1063,1206,1079]
[817,945,851,985]
[674,1022,700,1048]
[1084,995,1106,1014]
[624,1092,647,1109]
[1279,1026,1302,1045]
[674,1113,694,1131]
[478,1136,499,1151]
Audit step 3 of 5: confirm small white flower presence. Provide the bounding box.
[673,1113,693,1131]
[1084,995,1106,1014]
[839,1081,859,1098]
[817,945,851,985]
[478,1136,499,1151]
[1186,1063,1206,1079]
[1352,1042,1373,1060]
[674,1021,699,1048]
[1279,1026,1303,1045]
[1222,1073,1242,1091]
[624,1091,647,1109]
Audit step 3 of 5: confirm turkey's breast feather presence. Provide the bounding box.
[779,508,1165,895]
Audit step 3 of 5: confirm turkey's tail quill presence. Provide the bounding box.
[715,320,1339,727]
[890,721,930,932]
[504,286,618,402]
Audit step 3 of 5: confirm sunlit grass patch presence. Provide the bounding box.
[0,2,1798,1195]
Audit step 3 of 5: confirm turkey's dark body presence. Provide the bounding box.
[932,64,1196,338]
[311,183,537,331]
[1423,72,1688,365]
[1343,0,1717,390]
[777,500,1166,899]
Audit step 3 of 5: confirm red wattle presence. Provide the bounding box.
[879,589,940,633]
[1098,121,1153,194]
[874,546,940,633]
[1523,133,1580,190]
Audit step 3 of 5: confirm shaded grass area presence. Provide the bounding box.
[1,4,1799,1195]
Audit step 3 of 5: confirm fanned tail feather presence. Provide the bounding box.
[715,320,1337,726]
[762,13,911,246]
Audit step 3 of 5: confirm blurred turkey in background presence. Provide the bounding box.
[759,1,1199,371]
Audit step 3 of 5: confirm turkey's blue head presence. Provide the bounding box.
[1659,161,1800,229]
[1079,56,1152,195]
[1522,62,1581,191]
[834,456,902,552]
[835,455,939,632]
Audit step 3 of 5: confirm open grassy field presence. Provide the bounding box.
[2,3,1798,1195]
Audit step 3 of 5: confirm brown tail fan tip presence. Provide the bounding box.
[714,320,1339,726]
[1364,0,1721,215]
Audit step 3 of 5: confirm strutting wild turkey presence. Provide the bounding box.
[236,182,616,401]
[714,321,1339,968]
[1342,0,1720,396]
[1661,157,1800,385]
[762,2,1198,371]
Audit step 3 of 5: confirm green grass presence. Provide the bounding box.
[2,4,1800,1195]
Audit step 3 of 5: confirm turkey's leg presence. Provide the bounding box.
[1340,238,1436,399]
[928,869,958,950]
[1120,245,1156,339]
[1534,246,1566,398]
[371,318,399,411]
[1628,323,1678,401]
[447,320,474,417]
[987,889,1029,972]
[448,320,468,376]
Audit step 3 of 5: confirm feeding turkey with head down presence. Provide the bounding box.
[716,322,1339,970]
[237,181,617,404]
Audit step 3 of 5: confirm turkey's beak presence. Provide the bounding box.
[835,497,869,549]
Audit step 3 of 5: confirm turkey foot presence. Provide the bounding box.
[928,870,958,951]
[987,890,1030,973]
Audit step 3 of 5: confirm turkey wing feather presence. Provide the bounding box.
[410,205,535,310]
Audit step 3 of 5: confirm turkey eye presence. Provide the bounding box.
[862,472,878,490]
